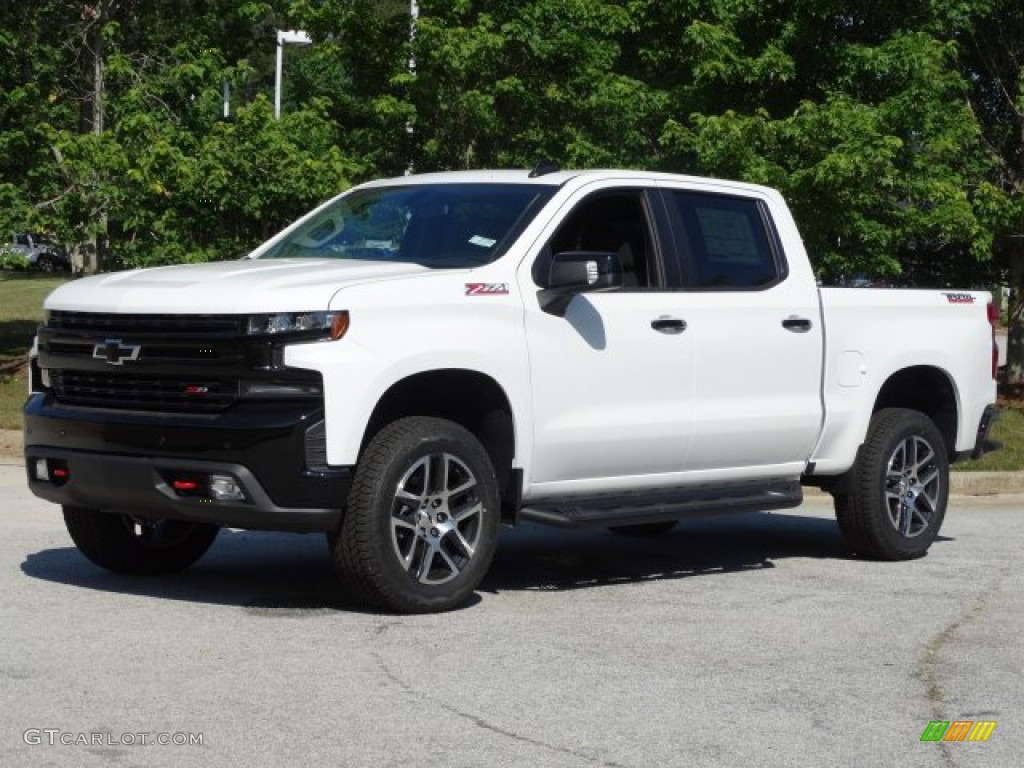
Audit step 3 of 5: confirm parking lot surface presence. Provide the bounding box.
[1,461,1020,767]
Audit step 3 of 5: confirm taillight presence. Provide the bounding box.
[987,301,1000,380]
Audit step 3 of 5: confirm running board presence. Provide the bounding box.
[519,480,802,529]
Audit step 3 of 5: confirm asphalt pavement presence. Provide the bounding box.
[1,460,1021,768]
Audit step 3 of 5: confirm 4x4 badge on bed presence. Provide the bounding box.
[92,339,141,365]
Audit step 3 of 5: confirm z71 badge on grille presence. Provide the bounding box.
[93,339,142,365]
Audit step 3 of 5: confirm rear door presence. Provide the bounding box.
[658,184,823,475]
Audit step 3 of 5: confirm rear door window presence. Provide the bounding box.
[666,191,785,290]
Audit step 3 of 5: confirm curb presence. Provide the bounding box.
[949,471,1024,497]
[801,472,1024,498]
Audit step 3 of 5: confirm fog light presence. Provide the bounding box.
[32,458,68,485]
[209,474,245,501]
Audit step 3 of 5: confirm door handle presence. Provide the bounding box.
[782,316,813,333]
[651,318,687,334]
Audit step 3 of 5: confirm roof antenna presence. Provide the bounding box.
[529,159,560,178]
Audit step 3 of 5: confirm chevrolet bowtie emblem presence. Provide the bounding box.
[93,339,142,365]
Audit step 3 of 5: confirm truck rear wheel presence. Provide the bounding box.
[833,408,948,560]
[62,506,219,574]
[329,417,500,614]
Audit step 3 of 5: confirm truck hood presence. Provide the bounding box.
[43,258,439,314]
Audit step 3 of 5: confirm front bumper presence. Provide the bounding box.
[23,393,351,532]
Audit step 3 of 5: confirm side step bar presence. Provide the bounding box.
[520,480,802,529]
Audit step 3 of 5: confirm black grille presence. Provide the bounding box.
[45,339,229,363]
[51,371,237,412]
[47,311,246,335]
[40,311,324,414]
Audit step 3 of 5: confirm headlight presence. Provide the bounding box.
[246,311,349,340]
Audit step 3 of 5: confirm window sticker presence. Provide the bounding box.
[695,208,761,265]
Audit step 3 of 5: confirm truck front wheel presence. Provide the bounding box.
[329,417,500,613]
[63,506,219,574]
[833,408,949,560]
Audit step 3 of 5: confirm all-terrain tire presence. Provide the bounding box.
[63,506,219,574]
[833,408,949,560]
[329,417,500,614]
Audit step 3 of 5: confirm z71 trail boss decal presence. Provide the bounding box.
[465,283,509,296]
[943,292,976,304]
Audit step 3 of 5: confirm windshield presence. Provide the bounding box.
[260,183,555,268]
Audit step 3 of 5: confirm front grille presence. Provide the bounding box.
[51,371,238,412]
[46,338,228,363]
[47,311,246,335]
[40,311,323,414]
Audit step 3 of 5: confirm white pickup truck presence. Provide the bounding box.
[24,168,1000,613]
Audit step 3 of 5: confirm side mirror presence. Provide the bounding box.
[538,251,622,316]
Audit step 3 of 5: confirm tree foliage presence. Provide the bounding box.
[959,0,1024,381]
[1,1,1022,376]
[0,0,355,267]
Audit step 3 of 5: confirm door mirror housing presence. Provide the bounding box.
[539,251,622,316]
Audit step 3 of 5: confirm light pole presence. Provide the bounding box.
[274,29,312,119]
[409,0,418,74]
[405,2,419,174]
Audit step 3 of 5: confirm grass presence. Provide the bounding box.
[0,272,69,429]
[0,270,1021,471]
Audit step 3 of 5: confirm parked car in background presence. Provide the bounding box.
[6,233,70,272]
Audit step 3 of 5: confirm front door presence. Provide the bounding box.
[519,184,696,491]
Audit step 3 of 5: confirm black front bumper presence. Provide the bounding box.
[23,393,351,532]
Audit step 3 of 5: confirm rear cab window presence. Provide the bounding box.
[663,190,788,291]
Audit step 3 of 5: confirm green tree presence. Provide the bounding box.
[287,0,413,175]
[961,0,1024,383]
[406,1,654,169]
[324,0,996,287]
[643,2,992,283]
[2,0,1021,329]
[0,0,359,269]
